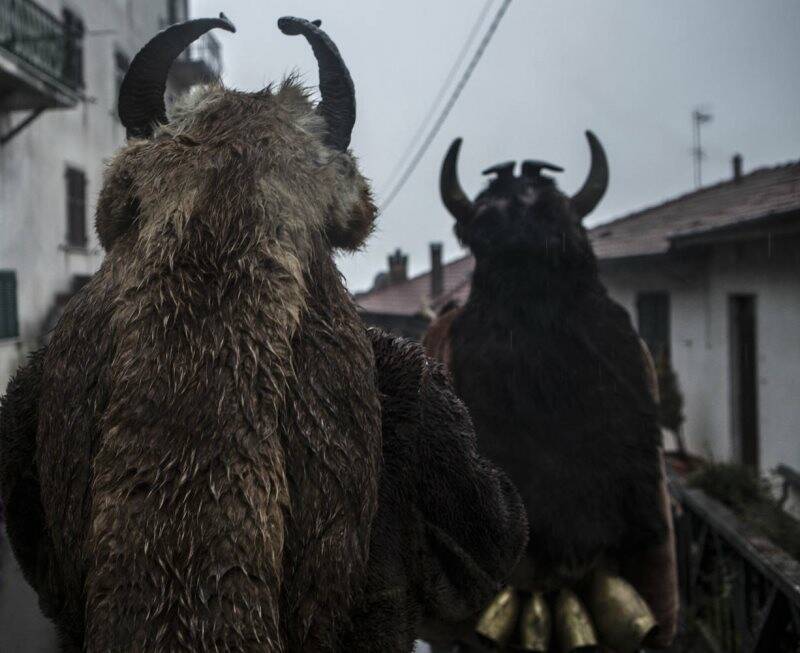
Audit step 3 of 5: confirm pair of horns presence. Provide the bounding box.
[118,14,355,151]
[441,131,609,221]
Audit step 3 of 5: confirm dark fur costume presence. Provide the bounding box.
[342,330,528,651]
[426,151,678,648]
[446,259,665,582]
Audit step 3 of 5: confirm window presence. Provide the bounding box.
[636,292,670,362]
[62,9,85,88]
[0,271,19,340]
[65,167,87,247]
[168,0,188,24]
[729,295,759,468]
[114,49,130,105]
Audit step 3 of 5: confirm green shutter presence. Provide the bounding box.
[0,271,19,339]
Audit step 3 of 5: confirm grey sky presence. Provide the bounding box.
[191,0,800,292]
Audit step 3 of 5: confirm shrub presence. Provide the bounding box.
[689,462,800,560]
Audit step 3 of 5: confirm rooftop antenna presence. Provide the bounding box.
[692,107,713,188]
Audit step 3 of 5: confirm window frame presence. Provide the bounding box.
[65,166,88,248]
[0,270,20,341]
[168,0,189,24]
[636,291,671,362]
[62,8,85,89]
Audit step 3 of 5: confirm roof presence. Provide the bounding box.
[356,160,800,316]
[354,254,474,317]
[589,160,800,259]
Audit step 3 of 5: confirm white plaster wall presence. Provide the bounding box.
[599,236,800,478]
[0,536,58,651]
[0,1,172,393]
[600,256,717,458]
[708,238,800,476]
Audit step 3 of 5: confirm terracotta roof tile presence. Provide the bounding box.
[589,160,800,259]
[355,254,474,316]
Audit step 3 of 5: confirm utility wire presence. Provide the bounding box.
[379,0,496,197]
[379,0,513,213]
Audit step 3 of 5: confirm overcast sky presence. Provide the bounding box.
[191,0,800,292]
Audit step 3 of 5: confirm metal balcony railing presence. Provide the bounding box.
[166,29,224,95]
[0,0,83,91]
[669,473,800,652]
[180,31,222,78]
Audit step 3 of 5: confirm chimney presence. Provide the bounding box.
[732,153,743,182]
[387,248,408,285]
[430,242,443,298]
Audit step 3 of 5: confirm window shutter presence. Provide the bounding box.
[63,9,85,88]
[0,271,19,340]
[66,167,87,247]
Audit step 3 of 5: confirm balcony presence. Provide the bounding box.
[0,0,83,112]
[669,465,800,651]
[168,31,224,93]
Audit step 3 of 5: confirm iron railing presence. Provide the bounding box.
[0,0,83,90]
[179,31,222,78]
[777,465,800,511]
[670,474,800,652]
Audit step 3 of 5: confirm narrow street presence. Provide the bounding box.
[0,536,57,652]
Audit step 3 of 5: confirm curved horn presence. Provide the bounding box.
[278,17,355,151]
[571,130,609,219]
[440,138,474,222]
[118,14,235,139]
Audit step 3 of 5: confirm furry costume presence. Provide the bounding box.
[341,330,527,651]
[424,135,678,651]
[0,332,527,652]
[0,16,526,652]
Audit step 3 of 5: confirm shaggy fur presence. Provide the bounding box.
[340,330,527,651]
[0,330,527,652]
[3,80,383,652]
[424,170,677,643]
[1,79,528,652]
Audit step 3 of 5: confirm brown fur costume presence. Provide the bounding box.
[0,331,527,652]
[0,16,527,652]
[12,82,382,652]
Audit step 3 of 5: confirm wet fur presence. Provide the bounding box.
[1,330,528,652]
[3,80,381,652]
[425,183,667,586]
[341,331,527,651]
[1,79,529,652]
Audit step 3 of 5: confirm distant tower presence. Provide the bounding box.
[692,108,713,188]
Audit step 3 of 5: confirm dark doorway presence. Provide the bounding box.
[636,292,671,361]
[729,295,759,468]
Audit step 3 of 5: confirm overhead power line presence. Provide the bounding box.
[379,0,514,213]
[379,0,496,197]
